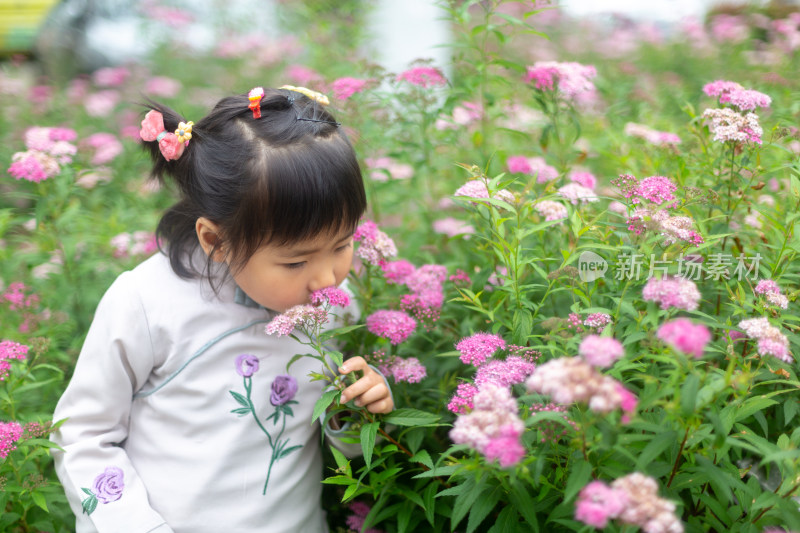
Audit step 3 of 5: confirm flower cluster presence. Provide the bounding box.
[455,332,506,367]
[473,355,538,389]
[365,156,413,181]
[370,349,427,384]
[627,207,704,246]
[656,318,711,358]
[331,77,369,100]
[0,340,28,381]
[449,384,525,467]
[529,403,577,444]
[435,101,483,130]
[454,179,515,204]
[578,335,625,368]
[0,421,23,459]
[534,200,568,222]
[702,107,763,144]
[624,122,682,146]
[642,276,702,311]
[346,501,384,533]
[583,313,612,333]
[575,473,683,532]
[568,170,597,189]
[738,317,792,363]
[309,286,351,308]
[432,217,475,238]
[754,279,789,309]
[2,282,39,311]
[526,357,637,418]
[82,132,123,166]
[396,66,447,88]
[264,305,328,337]
[506,156,559,183]
[353,221,397,267]
[365,310,417,345]
[110,232,158,259]
[703,80,771,110]
[525,61,597,101]
[558,182,597,205]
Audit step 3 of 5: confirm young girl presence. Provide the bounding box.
[51,86,393,533]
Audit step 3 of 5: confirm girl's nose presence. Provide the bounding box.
[309,264,337,292]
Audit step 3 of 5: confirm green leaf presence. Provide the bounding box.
[451,473,485,530]
[321,475,355,486]
[423,483,437,525]
[327,350,344,369]
[467,485,502,533]
[329,444,349,472]
[318,324,364,342]
[635,430,677,471]
[229,390,249,408]
[31,491,48,512]
[384,408,441,427]
[564,460,592,503]
[410,449,433,470]
[680,374,700,417]
[312,389,341,423]
[509,484,539,530]
[278,444,302,459]
[360,421,379,468]
[512,309,533,345]
[230,407,250,416]
[488,506,519,532]
[81,494,98,515]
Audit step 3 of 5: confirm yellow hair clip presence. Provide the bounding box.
[174,121,193,143]
[280,85,330,106]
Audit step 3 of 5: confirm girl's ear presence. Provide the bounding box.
[195,217,226,262]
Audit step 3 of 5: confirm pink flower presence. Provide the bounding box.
[575,481,628,528]
[354,221,397,267]
[633,176,678,206]
[0,340,28,381]
[0,421,23,459]
[657,318,711,358]
[738,317,792,363]
[612,473,683,532]
[527,156,559,183]
[345,501,384,533]
[285,65,322,86]
[381,260,416,285]
[721,88,771,110]
[448,382,479,414]
[396,66,447,88]
[506,155,533,174]
[558,183,597,205]
[483,424,525,467]
[455,333,506,367]
[583,313,612,332]
[366,310,417,345]
[525,61,597,100]
[534,200,568,222]
[568,170,597,190]
[332,77,369,100]
[474,356,537,389]
[84,90,120,117]
[92,67,129,87]
[83,133,123,165]
[7,151,60,182]
[449,269,471,287]
[642,276,701,311]
[702,108,763,144]
[265,305,328,336]
[144,76,182,98]
[309,286,351,308]
[702,80,744,97]
[364,156,413,181]
[578,335,624,368]
[387,357,427,383]
[454,180,514,204]
[432,217,474,238]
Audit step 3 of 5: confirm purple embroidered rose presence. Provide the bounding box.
[270,375,298,406]
[235,354,260,377]
[92,466,124,504]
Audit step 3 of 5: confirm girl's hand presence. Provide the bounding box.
[338,356,394,414]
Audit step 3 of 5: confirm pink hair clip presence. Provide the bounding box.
[139,110,191,161]
[248,87,264,119]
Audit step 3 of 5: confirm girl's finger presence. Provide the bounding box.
[352,385,387,407]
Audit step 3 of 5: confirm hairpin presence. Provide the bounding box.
[297,117,341,126]
[279,85,330,106]
[139,110,191,161]
[248,87,264,119]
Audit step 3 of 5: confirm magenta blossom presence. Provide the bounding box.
[447,382,479,414]
[265,305,328,336]
[396,66,447,88]
[309,286,351,308]
[332,77,369,100]
[354,221,397,267]
[578,335,625,368]
[483,424,525,467]
[455,333,506,367]
[657,318,711,358]
[0,421,23,459]
[575,481,628,528]
[366,310,417,345]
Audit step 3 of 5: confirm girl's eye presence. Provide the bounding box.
[284,262,306,270]
[335,242,352,253]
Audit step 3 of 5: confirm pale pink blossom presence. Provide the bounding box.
[332,77,369,100]
[7,151,60,182]
[387,357,427,383]
[612,473,684,533]
[525,61,597,101]
[483,424,525,467]
[83,133,123,165]
[285,65,322,86]
[558,183,597,205]
[432,217,474,238]
[578,335,624,368]
[575,481,628,528]
[738,317,792,363]
[353,221,397,267]
[450,384,524,454]
[702,108,763,144]
[364,156,413,181]
[454,179,514,205]
[381,260,415,285]
[144,76,182,98]
[568,170,597,189]
[92,67,129,87]
[642,276,701,311]
[534,200,568,222]
[265,305,328,336]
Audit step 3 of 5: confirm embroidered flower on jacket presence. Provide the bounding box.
[81,466,125,515]
[235,354,260,377]
[270,375,298,406]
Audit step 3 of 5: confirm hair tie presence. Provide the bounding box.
[248,87,264,119]
[139,110,191,161]
[280,85,330,106]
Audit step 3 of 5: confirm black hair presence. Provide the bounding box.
[141,87,367,283]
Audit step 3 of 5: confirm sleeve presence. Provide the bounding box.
[319,365,394,459]
[50,272,175,533]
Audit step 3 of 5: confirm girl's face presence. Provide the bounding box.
[230,227,354,312]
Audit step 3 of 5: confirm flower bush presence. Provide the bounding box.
[2,1,800,532]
